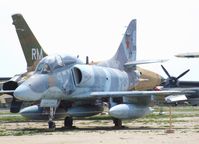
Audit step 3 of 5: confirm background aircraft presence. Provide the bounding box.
[157,65,199,106]
[0,14,47,112]
[134,67,163,90]
[175,52,199,58]
[13,17,183,129]
[0,77,11,83]
[146,51,199,105]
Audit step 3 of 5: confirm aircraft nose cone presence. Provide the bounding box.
[14,84,42,101]
[14,84,29,100]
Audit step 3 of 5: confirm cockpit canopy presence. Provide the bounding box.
[35,54,83,74]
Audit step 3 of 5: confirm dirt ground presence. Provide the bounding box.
[1,131,199,144]
[0,116,199,144]
[1,106,199,144]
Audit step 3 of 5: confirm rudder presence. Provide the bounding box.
[99,19,136,70]
[115,19,136,63]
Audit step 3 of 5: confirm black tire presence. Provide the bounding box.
[64,117,73,128]
[48,120,56,129]
[113,118,122,128]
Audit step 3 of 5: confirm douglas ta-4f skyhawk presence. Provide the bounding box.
[13,17,184,129]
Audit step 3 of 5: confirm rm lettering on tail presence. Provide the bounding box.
[32,48,44,60]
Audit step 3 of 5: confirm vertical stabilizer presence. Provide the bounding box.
[12,14,47,71]
[99,19,136,70]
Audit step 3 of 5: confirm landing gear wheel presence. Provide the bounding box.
[113,118,122,128]
[64,117,73,128]
[48,120,56,130]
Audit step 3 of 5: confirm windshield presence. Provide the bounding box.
[35,62,51,74]
[35,54,82,74]
[35,55,65,73]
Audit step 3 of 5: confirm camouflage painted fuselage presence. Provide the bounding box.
[16,54,132,102]
[14,19,168,121]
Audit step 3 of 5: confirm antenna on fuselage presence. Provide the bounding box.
[86,56,89,64]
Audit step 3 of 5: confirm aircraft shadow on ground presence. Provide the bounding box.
[13,126,168,133]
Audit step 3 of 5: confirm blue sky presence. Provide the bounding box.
[0,0,199,81]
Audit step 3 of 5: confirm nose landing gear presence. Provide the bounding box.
[48,107,56,130]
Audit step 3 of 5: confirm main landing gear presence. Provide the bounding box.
[113,118,122,128]
[48,120,56,129]
[47,109,74,129]
[64,117,73,128]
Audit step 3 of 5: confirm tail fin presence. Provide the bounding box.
[12,14,47,71]
[99,19,136,70]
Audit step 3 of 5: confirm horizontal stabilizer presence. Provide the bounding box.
[124,59,168,68]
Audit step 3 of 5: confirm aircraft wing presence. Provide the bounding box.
[84,90,194,99]
[0,90,14,94]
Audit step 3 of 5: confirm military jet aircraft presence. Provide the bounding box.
[0,13,165,115]
[0,14,47,112]
[13,17,185,129]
